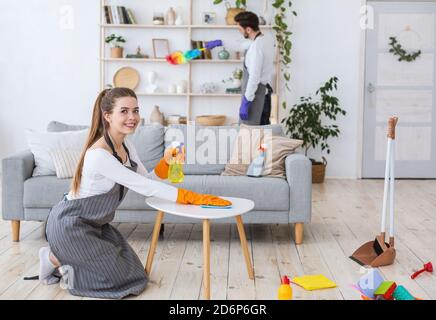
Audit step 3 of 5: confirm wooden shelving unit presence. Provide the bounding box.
[101,58,244,63]
[100,0,280,123]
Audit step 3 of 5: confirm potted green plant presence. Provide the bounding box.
[234,68,243,76]
[105,34,126,58]
[223,68,243,93]
[213,0,246,25]
[281,77,346,183]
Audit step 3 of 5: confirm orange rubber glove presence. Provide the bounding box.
[154,158,169,179]
[177,188,232,206]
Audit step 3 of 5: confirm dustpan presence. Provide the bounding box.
[350,117,398,267]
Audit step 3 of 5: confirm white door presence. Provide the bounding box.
[363,1,436,178]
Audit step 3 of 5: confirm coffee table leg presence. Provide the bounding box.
[235,215,254,280]
[145,211,164,275]
[203,219,211,300]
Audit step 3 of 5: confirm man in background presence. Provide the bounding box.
[235,11,274,125]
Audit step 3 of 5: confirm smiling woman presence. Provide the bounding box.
[36,87,231,299]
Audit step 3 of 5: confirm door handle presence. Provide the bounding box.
[368,82,376,93]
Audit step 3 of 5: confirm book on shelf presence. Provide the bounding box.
[104,6,111,24]
[190,40,212,60]
[202,41,212,60]
[191,40,199,60]
[196,41,204,59]
[104,5,135,24]
[119,6,127,24]
[127,9,137,24]
[110,6,119,24]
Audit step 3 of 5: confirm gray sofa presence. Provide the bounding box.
[2,121,312,244]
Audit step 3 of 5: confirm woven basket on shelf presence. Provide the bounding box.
[225,3,245,25]
[196,115,226,126]
[312,157,327,184]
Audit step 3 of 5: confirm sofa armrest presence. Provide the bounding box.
[285,153,312,223]
[2,150,35,221]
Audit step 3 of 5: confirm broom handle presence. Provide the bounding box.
[381,138,391,239]
[381,117,398,240]
[388,117,398,247]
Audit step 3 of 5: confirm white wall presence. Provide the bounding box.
[0,0,100,161]
[0,0,365,178]
[281,0,365,178]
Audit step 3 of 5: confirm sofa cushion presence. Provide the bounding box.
[26,129,88,177]
[24,175,70,208]
[47,121,88,132]
[164,124,284,175]
[127,124,165,171]
[46,121,165,171]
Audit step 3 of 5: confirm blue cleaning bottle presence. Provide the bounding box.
[246,144,267,177]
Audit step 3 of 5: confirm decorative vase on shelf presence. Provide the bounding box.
[218,47,230,60]
[146,71,158,93]
[150,105,164,125]
[177,80,187,94]
[168,83,176,94]
[175,7,183,25]
[166,7,176,25]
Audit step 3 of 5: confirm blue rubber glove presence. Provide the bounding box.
[205,40,223,50]
[239,96,252,120]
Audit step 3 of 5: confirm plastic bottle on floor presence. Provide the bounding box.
[278,275,293,300]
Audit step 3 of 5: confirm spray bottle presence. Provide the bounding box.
[278,275,293,300]
[246,143,267,177]
[168,141,185,183]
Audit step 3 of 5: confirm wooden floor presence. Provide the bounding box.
[0,179,435,300]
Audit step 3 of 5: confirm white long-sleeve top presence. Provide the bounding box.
[244,34,274,101]
[66,139,178,202]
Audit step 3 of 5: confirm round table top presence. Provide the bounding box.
[146,197,254,220]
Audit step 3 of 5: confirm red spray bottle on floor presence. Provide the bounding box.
[278,275,293,300]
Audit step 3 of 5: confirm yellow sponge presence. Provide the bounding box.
[292,274,337,291]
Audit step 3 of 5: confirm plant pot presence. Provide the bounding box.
[226,7,245,25]
[312,157,327,183]
[111,47,124,58]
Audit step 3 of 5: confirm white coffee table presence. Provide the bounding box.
[144,196,255,300]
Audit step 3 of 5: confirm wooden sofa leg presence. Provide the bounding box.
[295,223,304,245]
[12,220,20,242]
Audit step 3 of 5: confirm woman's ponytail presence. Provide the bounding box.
[70,89,110,196]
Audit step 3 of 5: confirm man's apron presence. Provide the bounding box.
[239,34,273,125]
[45,142,148,299]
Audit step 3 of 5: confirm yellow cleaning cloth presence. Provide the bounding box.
[292,275,337,291]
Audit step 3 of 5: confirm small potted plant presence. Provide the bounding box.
[223,68,243,93]
[232,68,243,85]
[281,77,346,183]
[213,0,246,25]
[105,34,126,58]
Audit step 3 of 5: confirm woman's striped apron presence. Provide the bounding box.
[45,144,148,299]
